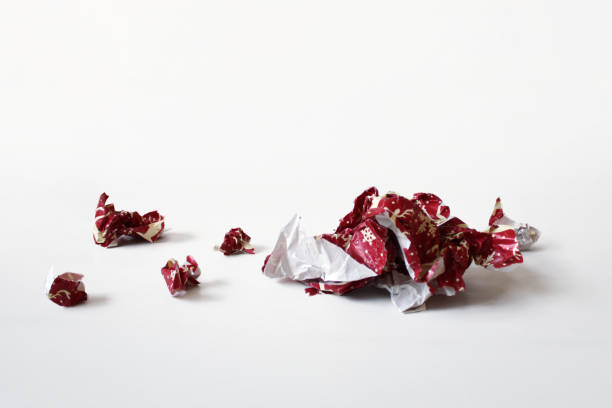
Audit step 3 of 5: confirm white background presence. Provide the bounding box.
[1,1,611,407]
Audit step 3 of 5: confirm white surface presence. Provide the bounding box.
[1,1,611,407]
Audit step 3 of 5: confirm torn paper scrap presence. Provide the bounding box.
[262,187,540,313]
[161,255,201,296]
[489,197,541,250]
[46,267,87,307]
[93,193,165,247]
[216,228,255,255]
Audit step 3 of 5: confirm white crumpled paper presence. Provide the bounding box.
[263,215,432,312]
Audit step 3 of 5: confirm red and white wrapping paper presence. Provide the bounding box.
[489,198,541,250]
[93,193,165,247]
[161,256,201,296]
[45,267,87,307]
[216,228,255,255]
[262,187,540,312]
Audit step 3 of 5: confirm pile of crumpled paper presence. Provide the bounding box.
[262,187,539,312]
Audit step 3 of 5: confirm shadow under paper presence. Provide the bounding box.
[332,263,551,311]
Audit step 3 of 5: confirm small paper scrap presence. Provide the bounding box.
[93,193,165,247]
[262,187,540,313]
[161,255,201,296]
[46,267,87,307]
[216,228,255,255]
[489,198,540,250]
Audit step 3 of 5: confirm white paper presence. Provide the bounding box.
[264,214,434,313]
[263,215,378,282]
[375,268,432,312]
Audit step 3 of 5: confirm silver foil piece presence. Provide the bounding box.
[515,223,541,251]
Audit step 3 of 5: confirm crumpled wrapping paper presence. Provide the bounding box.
[93,193,165,247]
[216,228,255,255]
[45,267,87,307]
[489,198,540,250]
[161,255,201,296]
[262,187,540,312]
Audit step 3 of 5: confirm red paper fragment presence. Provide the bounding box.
[304,287,320,296]
[46,268,87,307]
[217,228,255,255]
[93,193,165,247]
[161,255,201,296]
[488,197,541,250]
[263,187,540,312]
[262,255,271,272]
